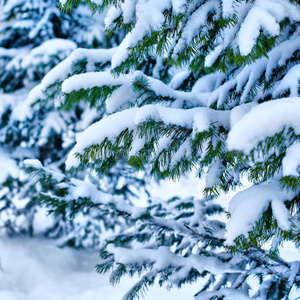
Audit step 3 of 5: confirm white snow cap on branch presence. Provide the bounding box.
[282,142,300,177]
[61,71,129,93]
[221,0,235,18]
[273,64,300,97]
[107,245,230,275]
[227,97,300,154]
[65,105,230,169]
[226,181,295,244]
[238,0,300,55]
[111,0,171,68]
[27,47,116,106]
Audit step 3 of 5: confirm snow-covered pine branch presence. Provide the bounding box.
[29,0,300,298]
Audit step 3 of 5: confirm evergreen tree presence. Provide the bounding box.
[0,0,148,246]
[30,0,300,298]
[0,0,108,92]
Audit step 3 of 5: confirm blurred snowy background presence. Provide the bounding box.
[1,175,300,299]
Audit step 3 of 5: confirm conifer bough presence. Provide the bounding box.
[32,0,300,298]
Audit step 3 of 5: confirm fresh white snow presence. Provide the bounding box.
[0,236,200,300]
[226,181,295,244]
[227,97,300,154]
[282,142,300,177]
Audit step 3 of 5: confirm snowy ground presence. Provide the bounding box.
[1,236,300,300]
[0,237,200,300]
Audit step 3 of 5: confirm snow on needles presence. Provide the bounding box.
[66,105,230,169]
[221,0,235,18]
[107,245,229,275]
[67,95,300,173]
[62,71,128,93]
[227,98,300,154]
[226,181,296,244]
[238,6,279,56]
[273,64,300,97]
[27,48,116,106]
[173,1,220,56]
[282,142,300,177]
[237,0,300,56]
[111,0,171,68]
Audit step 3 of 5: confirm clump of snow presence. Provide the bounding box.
[61,71,127,93]
[204,45,222,68]
[69,178,112,204]
[273,64,300,97]
[104,6,121,28]
[91,0,103,5]
[238,7,279,56]
[192,72,226,94]
[226,181,295,244]
[106,82,136,113]
[128,136,146,157]
[0,86,34,122]
[206,158,222,189]
[173,1,220,56]
[33,39,76,56]
[282,142,300,177]
[168,70,190,90]
[265,33,300,79]
[27,48,116,106]
[222,0,235,18]
[170,139,191,169]
[271,199,291,231]
[238,0,300,56]
[28,7,60,40]
[20,39,76,70]
[23,159,43,169]
[37,111,68,146]
[65,107,138,169]
[239,59,267,103]
[195,288,253,300]
[229,102,257,127]
[171,0,187,15]
[107,244,228,275]
[207,80,236,108]
[288,261,300,284]
[121,0,137,24]
[0,47,19,57]
[111,0,171,68]
[227,98,300,154]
